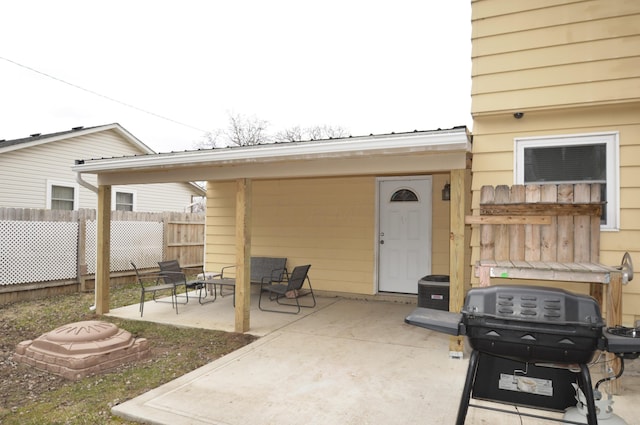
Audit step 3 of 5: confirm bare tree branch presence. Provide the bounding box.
[275,124,349,142]
[194,129,223,149]
[192,115,348,150]
[225,112,270,146]
[274,126,303,143]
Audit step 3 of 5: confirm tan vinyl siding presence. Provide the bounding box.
[471,0,640,115]
[431,174,451,276]
[0,129,200,212]
[471,0,640,325]
[205,177,376,294]
[204,181,236,268]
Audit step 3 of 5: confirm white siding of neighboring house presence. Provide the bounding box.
[0,127,201,212]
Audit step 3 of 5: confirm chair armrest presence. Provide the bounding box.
[262,268,288,285]
[134,269,161,277]
[270,267,288,282]
[220,265,237,278]
[137,272,164,284]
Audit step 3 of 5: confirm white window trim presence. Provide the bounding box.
[514,131,619,231]
[46,180,80,210]
[113,188,137,211]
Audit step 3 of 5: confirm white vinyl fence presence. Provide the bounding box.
[0,220,78,285]
[85,220,164,275]
[0,208,204,288]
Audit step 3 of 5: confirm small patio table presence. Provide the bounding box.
[200,278,237,306]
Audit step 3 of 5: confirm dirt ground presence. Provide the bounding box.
[0,287,256,424]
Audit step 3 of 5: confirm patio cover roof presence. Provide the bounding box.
[72,126,471,184]
[72,125,472,334]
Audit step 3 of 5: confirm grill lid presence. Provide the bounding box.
[462,285,604,327]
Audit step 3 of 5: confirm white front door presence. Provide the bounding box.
[378,177,432,294]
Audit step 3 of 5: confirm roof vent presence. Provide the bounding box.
[30,133,41,137]
[72,126,84,131]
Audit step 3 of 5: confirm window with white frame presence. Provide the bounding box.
[515,132,619,230]
[114,191,135,211]
[46,180,79,210]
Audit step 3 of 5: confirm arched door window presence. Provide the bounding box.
[390,189,418,202]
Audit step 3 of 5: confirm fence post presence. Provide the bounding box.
[162,212,169,261]
[77,209,88,291]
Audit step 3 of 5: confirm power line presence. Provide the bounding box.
[0,55,208,133]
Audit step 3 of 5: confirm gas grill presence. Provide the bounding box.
[406,285,640,425]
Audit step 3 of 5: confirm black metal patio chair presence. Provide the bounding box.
[158,260,212,305]
[258,264,315,314]
[131,262,177,317]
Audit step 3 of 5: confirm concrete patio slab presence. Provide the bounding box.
[109,295,640,425]
[106,288,335,336]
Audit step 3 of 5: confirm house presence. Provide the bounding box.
[0,123,205,212]
[469,1,640,325]
[72,127,473,335]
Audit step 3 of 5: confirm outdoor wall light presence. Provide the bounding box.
[513,112,524,119]
[442,182,451,201]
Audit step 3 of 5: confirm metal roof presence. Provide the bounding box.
[73,126,471,171]
[71,126,471,185]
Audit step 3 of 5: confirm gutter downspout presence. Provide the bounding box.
[76,172,98,194]
[76,172,99,311]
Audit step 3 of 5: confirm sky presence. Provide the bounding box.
[0,1,471,153]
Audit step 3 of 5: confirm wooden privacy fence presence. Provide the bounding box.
[465,184,624,329]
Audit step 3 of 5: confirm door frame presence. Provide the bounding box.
[374,175,433,294]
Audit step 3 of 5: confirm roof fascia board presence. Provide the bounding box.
[96,151,470,186]
[73,129,470,173]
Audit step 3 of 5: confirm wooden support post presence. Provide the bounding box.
[96,185,111,314]
[235,178,252,333]
[589,184,603,305]
[479,186,495,262]
[449,169,469,356]
[606,271,623,394]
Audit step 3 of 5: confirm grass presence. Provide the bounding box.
[0,282,257,425]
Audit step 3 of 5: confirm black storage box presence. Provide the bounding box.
[417,275,449,311]
[461,285,604,364]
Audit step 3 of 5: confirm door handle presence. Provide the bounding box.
[380,240,385,244]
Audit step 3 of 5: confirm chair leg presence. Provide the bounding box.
[198,282,216,304]
[174,284,190,304]
[140,290,145,317]
[259,290,301,314]
[173,287,178,314]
